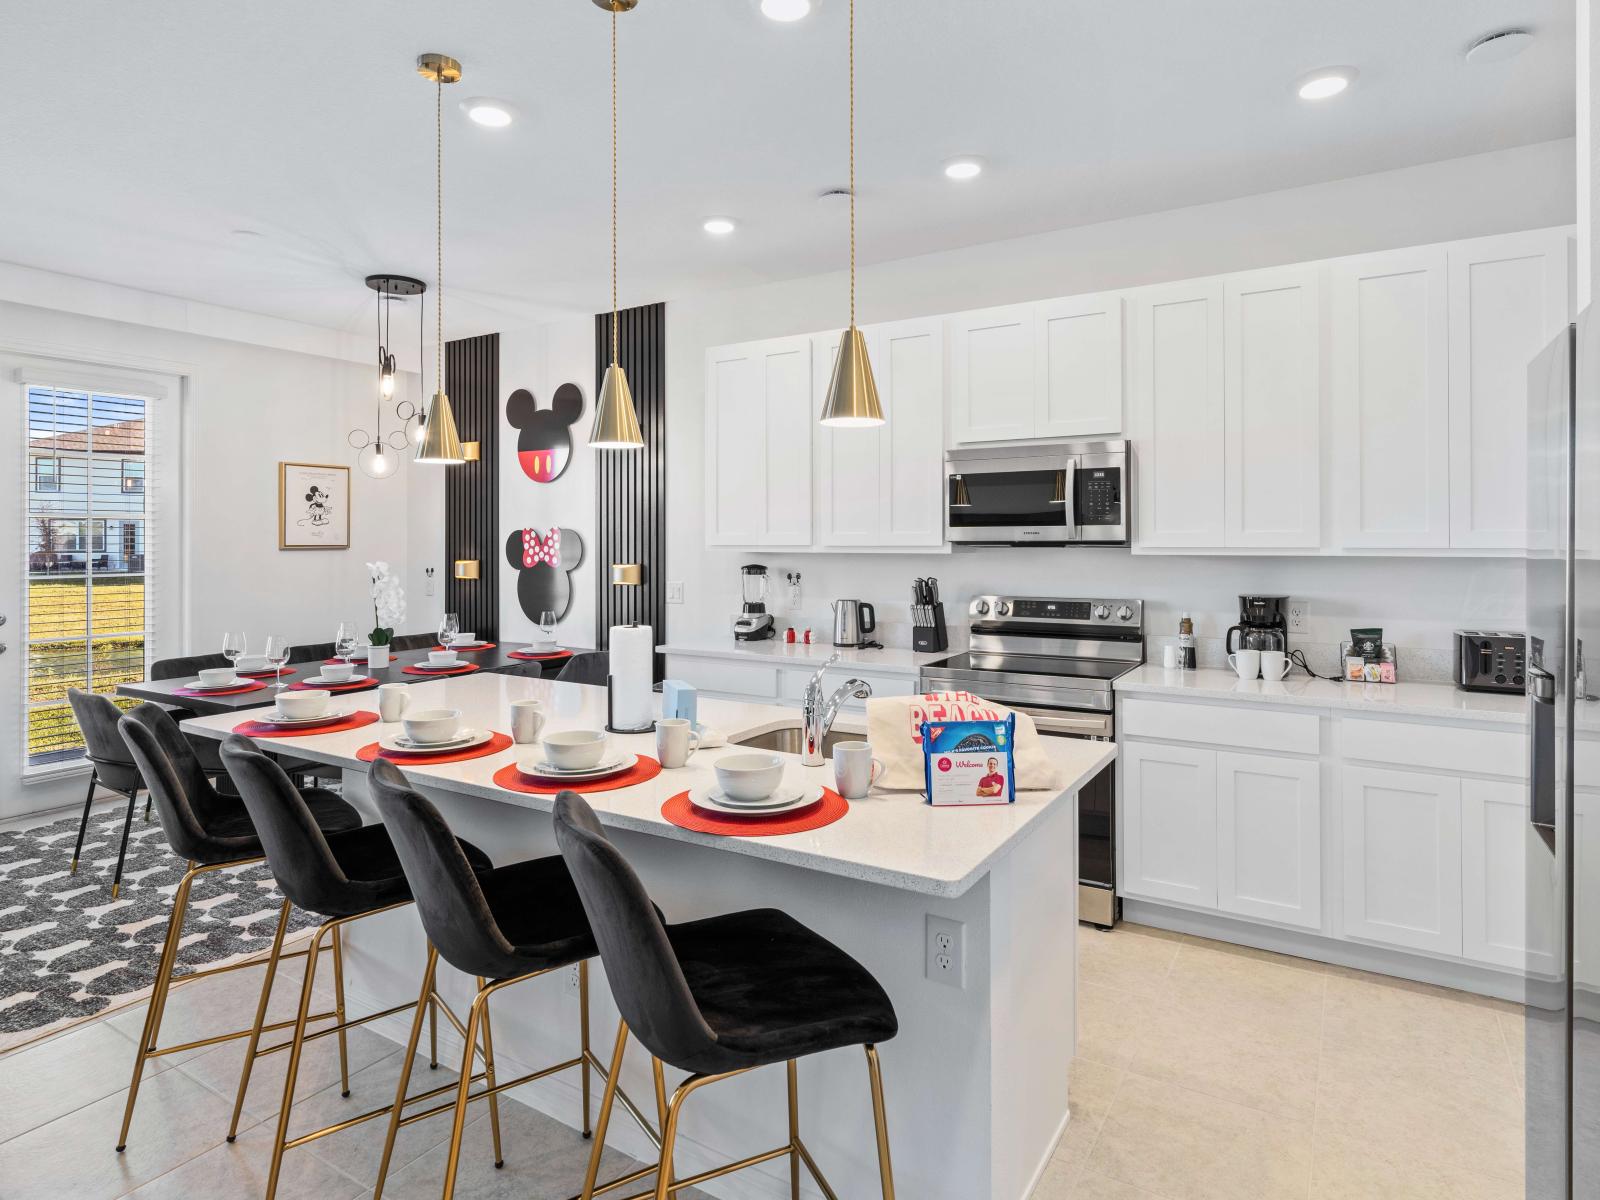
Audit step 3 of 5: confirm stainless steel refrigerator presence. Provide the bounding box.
[1526,310,1600,1199]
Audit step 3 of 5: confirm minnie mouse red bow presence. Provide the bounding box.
[521,527,562,569]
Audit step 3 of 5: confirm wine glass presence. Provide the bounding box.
[536,610,558,647]
[264,635,291,691]
[221,632,246,676]
[438,612,460,648]
[334,621,358,666]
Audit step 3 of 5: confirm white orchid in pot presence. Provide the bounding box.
[367,561,406,648]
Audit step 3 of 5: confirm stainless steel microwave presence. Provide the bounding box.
[946,440,1130,546]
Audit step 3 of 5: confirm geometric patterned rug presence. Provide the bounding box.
[0,805,316,1052]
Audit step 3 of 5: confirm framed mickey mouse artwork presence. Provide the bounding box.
[507,383,584,483]
[278,462,350,550]
[506,525,585,622]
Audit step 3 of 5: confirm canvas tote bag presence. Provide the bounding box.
[865,691,1064,792]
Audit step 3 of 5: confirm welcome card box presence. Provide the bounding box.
[921,715,1016,806]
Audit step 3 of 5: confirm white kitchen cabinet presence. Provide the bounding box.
[704,336,813,547]
[1447,228,1572,550]
[1216,751,1322,930]
[815,319,945,548]
[1121,741,1218,908]
[1460,778,1559,974]
[1035,293,1124,438]
[1128,279,1226,548]
[1223,266,1321,549]
[948,304,1036,444]
[1341,766,1463,956]
[1331,247,1451,549]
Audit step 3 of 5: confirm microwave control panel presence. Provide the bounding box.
[1077,467,1123,526]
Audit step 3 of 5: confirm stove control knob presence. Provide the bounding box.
[974,599,991,616]
[995,601,1012,616]
[1093,604,1112,620]
[1116,604,1134,622]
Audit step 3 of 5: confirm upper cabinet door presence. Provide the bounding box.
[1035,294,1124,439]
[1331,247,1450,548]
[813,329,881,547]
[1447,229,1572,550]
[875,319,947,546]
[704,336,813,547]
[1129,279,1226,548]
[1223,266,1322,549]
[949,304,1036,444]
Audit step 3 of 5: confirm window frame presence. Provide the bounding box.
[31,455,61,492]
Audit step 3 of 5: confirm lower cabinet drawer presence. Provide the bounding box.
[663,656,779,700]
[1341,717,1525,778]
[1120,698,1320,756]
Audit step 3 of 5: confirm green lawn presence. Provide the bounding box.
[26,577,145,761]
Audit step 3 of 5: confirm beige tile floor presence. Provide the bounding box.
[1033,922,1526,1200]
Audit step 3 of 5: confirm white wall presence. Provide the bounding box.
[650,139,1572,665]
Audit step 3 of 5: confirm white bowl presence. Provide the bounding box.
[235,654,268,673]
[428,649,459,668]
[714,753,786,803]
[277,690,331,719]
[542,729,608,770]
[451,632,477,646]
[321,662,355,682]
[198,667,239,688]
[403,707,462,745]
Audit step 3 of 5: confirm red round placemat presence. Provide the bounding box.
[508,649,572,662]
[402,663,480,677]
[355,731,513,765]
[661,788,848,837]
[288,677,379,693]
[238,667,295,679]
[492,755,662,795]
[324,656,368,665]
[434,642,497,652]
[173,680,269,698]
[234,710,380,738]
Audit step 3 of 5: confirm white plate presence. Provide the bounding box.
[257,707,353,727]
[448,640,489,649]
[530,640,559,652]
[411,661,467,672]
[379,728,492,754]
[690,784,825,817]
[185,678,248,691]
[518,753,634,782]
[303,674,371,687]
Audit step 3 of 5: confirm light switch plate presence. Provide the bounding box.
[666,581,685,604]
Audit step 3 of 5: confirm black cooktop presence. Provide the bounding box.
[923,652,1136,683]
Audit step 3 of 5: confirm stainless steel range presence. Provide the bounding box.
[919,595,1144,928]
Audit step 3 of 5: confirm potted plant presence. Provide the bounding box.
[366,561,406,668]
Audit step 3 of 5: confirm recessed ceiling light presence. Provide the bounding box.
[460,97,515,128]
[943,156,985,181]
[1465,29,1535,64]
[761,0,813,21]
[1296,67,1357,100]
[703,217,737,236]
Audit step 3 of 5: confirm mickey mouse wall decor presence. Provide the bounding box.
[507,383,583,483]
[506,525,585,622]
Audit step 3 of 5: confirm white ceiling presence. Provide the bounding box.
[3,0,1576,338]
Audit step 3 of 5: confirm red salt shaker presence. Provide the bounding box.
[785,626,796,643]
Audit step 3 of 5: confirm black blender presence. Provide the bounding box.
[733,563,776,641]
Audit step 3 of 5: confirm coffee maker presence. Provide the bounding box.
[733,563,775,641]
[1225,594,1289,655]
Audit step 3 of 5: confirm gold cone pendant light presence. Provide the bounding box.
[820,0,884,428]
[589,0,645,450]
[415,53,466,465]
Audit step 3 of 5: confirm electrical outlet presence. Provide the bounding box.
[566,964,582,994]
[1287,599,1310,634]
[425,577,436,597]
[926,915,965,988]
[666,580,685,604]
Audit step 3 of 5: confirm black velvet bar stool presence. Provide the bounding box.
[556,651,609,686]
[65,689,146,897]
[553,792,900,1200]
[368,759,664,1200]
[113,703,363,1154]
[218,735,498,1200]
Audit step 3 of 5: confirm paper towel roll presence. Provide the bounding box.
[608,624,655,731]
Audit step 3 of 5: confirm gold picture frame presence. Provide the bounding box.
[278,462,351,550]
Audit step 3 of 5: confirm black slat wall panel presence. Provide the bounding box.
[444,332,500,640]
[595,302,665,677]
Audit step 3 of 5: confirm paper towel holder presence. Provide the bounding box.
[606,674,655,735]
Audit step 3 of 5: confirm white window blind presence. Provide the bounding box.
[24,385,159,769]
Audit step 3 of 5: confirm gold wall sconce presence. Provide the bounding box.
[453,559,480,580]
[611,563,642,586]
[460,441,481,462]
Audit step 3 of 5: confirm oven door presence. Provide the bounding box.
[946,454,1074,545]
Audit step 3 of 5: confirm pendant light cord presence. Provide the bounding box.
[611,4,620,367]
[849,0,856,330]
[435,72,444,398]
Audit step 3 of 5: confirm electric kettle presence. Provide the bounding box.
[831,599,877,648]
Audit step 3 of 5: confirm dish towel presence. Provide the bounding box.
[864,691,1063,792]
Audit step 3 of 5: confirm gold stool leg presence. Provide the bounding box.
[654,1084,694,1200]
[331,924,351,1097]
[226,899,293,1141]
[439,991,487,1200]
[475,977,505,1170]
[787,1059,801,1199]
[374,946,439,1199]
[865,1045,896,1200]
[429,993,439,1068]
[263,923,328,1200]
[579,1020,629,1200]
[115,863,197,1152]
[578,959,593,1136]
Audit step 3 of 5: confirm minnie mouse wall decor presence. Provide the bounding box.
[507,383,583,483]
[506,525,584,622]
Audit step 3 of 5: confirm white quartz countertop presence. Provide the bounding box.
[183,674,1111,897]
[658,638,960,677]
[1117,664,1527,725]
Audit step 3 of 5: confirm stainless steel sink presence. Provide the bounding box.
[729,724,862,756]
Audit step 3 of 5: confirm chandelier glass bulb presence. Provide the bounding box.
[380,368,396,399]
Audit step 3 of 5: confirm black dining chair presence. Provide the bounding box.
[557,651,610,687]
[149,652,241,788]
[499,659,545,681]
[553,792,899,1200]
[367,759,663,1200]
[112,703,363,1154]
[391,631,441,652]
[219,736,499,1200]
[65,689,145,897]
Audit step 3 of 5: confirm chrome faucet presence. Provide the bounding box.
[801,653,872,766]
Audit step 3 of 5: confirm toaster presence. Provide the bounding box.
[1454,630,1527,694]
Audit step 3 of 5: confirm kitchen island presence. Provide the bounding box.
[183,672,1113,1200]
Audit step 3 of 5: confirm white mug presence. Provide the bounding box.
[832,741,885,800]
[1228,649,1261,681]
[654,718,701,769]
[1260,650,1291,681]
[378,683,410,723]
[510,699,546,745]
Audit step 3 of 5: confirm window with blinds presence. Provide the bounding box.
[25,387,152,768]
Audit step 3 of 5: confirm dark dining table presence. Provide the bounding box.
[116,642,576,715]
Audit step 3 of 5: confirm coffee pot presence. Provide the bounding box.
[1225,594,1289,655]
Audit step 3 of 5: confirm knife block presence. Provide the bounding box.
[912,603,949,653]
